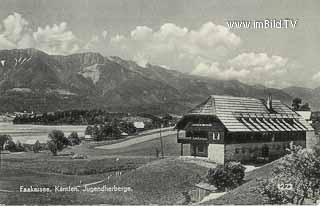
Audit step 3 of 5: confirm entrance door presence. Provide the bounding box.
[191,143,208,157]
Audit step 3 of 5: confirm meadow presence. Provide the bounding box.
[0,122,87,143]
[0,132,199,204]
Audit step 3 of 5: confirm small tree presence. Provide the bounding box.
[92,124,101,141]
[259,143,320,204]
[47,140,57,156]
[33,140,41,153]
[0,135,12,150]
[85,125,93,135]
[207,161,245,191]
[68,132,81,146]
[292,98,302,111]
[15,141,25,152]
[292,97,311,111]
[4,139,17,152]
[300,103,311,111]
[48,130,68,155]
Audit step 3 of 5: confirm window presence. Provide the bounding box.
[235,148,240,154]
[213,132,220,141]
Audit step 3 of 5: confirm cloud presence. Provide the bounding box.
[228,53,288,87]
[83,35,100,50]
[109,22,241,72]
[0,13,34,49]
[33,22,80,54]
[130,26,153,40]
[228,52,287,71]
[191,62,249,80]
[312,71,320,81]
[102,30,108,39]
[191,52,290,87]
[0,13,79,54]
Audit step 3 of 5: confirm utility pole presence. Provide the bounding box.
[159,84,165,159]
[160,123,164,158]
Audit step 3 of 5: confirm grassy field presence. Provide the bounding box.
[0,131,198,204]
[0,156,207,204]
[0,151,155,204]
[92,158,208,205]
[0,122,86,143]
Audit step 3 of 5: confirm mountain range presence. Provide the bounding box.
[0,48,317,114]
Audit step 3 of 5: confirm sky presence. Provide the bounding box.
[0,0,320,89]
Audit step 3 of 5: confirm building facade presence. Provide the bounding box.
[175,95,316,164]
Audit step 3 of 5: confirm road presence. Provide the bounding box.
[96,127,177,150]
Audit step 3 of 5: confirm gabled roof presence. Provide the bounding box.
[179,95,313,132]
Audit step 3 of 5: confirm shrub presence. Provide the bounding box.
[48,130,69,152]
[258,143,320,204]
[47,140,58,156]
[0,135,12,150]
[15,140,25,152]
[4,139,17,152]
[85,125,93,135]
[207,161,245,191]
[33,140,41,153]
[3,139,25,152]
[68,132,81,146]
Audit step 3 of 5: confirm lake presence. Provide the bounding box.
[0,122,87,143]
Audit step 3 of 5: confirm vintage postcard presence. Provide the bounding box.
[0,0,319,205]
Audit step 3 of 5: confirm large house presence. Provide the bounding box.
[175,95,317,164]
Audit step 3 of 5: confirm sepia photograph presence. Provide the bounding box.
[0,0,320,205]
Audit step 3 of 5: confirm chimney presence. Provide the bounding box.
[266,94,273,111]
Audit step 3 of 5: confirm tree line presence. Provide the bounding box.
[12,109,171,126]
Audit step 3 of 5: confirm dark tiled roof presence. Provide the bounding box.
[184,95,313,132]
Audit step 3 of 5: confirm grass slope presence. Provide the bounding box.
[91,157,208,204]
[202,160,278,205]
[0,133,198,205]
[0,157,207,204]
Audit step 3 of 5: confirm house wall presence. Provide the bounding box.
[306,131,319,151]
[224,140,305,163]
[208,144,224,164]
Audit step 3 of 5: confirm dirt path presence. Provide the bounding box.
[96,128,177,150]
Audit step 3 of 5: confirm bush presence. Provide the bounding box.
[207,161,245,191]
[33,140,41,153]
[68,132,81,146]
[0,135,12,150]
[258,143,320,204]
[3,139,25,152]
[4,139,17,152]
[48,130,69,153]
[15,140,25,152]
[85,125,93,135]
[47,140,58,156]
